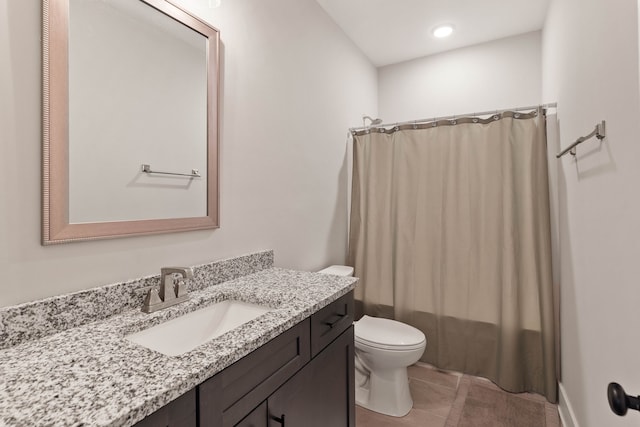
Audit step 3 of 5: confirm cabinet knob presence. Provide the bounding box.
[271,414,286,426]
[323,313,347,328]
[608,382,640,416]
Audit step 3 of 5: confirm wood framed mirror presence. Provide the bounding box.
[43,0,219,244]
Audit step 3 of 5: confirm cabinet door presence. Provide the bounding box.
[235,402,267,427]
[267,326,354,427]
[199,320,311,427]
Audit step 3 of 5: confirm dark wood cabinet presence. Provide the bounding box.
[133,389,196,427]
[135,291,354,427]
[235,402,267,427]
[267,326,354,427]
[199,319,311,426]
[310,291,354,358]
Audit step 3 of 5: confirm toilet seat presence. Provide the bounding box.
[355,337,425,351]
[355,315,426,351]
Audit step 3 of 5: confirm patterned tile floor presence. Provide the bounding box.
[356,363,561,427]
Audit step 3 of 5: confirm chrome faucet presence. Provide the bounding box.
[142,267,194,313]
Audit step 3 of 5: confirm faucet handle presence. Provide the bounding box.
[176,279,188,298]
[142,287,163,313]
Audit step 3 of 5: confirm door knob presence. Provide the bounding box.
[608,382,640,416]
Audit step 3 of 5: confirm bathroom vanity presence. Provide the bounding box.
[135,292,355,427]
[0,251,357,427]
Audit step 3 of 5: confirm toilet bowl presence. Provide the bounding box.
[318,265,427,417]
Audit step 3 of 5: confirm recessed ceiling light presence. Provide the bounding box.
[433,25,454,39]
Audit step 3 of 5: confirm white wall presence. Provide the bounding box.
[543,1,640,426]
[0,0,377,307]
[378,31,541,123]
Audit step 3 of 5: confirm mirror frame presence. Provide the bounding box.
[42,0,219,245]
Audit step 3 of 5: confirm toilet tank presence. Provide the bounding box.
[318,265,354,277]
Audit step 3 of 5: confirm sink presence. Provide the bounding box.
[126,300,273,356]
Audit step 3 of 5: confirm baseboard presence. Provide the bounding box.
[558,382,580,427]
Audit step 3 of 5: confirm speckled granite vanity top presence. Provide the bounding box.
[0,253,357,427]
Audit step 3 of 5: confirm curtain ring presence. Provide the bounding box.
[413,121,417,130]
[472,118,479,123]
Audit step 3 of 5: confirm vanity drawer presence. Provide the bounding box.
[310,291,354,357]
[198,318,311,427]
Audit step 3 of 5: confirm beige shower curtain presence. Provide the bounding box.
[348,111,557,402]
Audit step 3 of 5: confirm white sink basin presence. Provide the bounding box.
[126,300,272,356]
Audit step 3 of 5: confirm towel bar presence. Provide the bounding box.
[141,164,200,178]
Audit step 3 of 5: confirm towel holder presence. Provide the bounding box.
[141,164,201,178]
[556,121,606,158]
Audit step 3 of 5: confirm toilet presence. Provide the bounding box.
[318,265,427,417]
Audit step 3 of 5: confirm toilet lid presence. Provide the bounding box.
[354,315,426,350]
[318,265,354,276]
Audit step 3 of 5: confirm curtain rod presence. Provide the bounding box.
[349,103,558,133]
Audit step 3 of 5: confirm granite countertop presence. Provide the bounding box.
[0,267,357,427]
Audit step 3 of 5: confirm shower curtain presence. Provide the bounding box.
[348,110,557,402]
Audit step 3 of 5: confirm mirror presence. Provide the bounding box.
[43,0,219,244]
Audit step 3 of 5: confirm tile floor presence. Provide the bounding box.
[356,363,561,427]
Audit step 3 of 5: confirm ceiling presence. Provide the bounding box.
[315,0,551,67]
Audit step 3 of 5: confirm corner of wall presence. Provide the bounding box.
[558,382,580,427]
